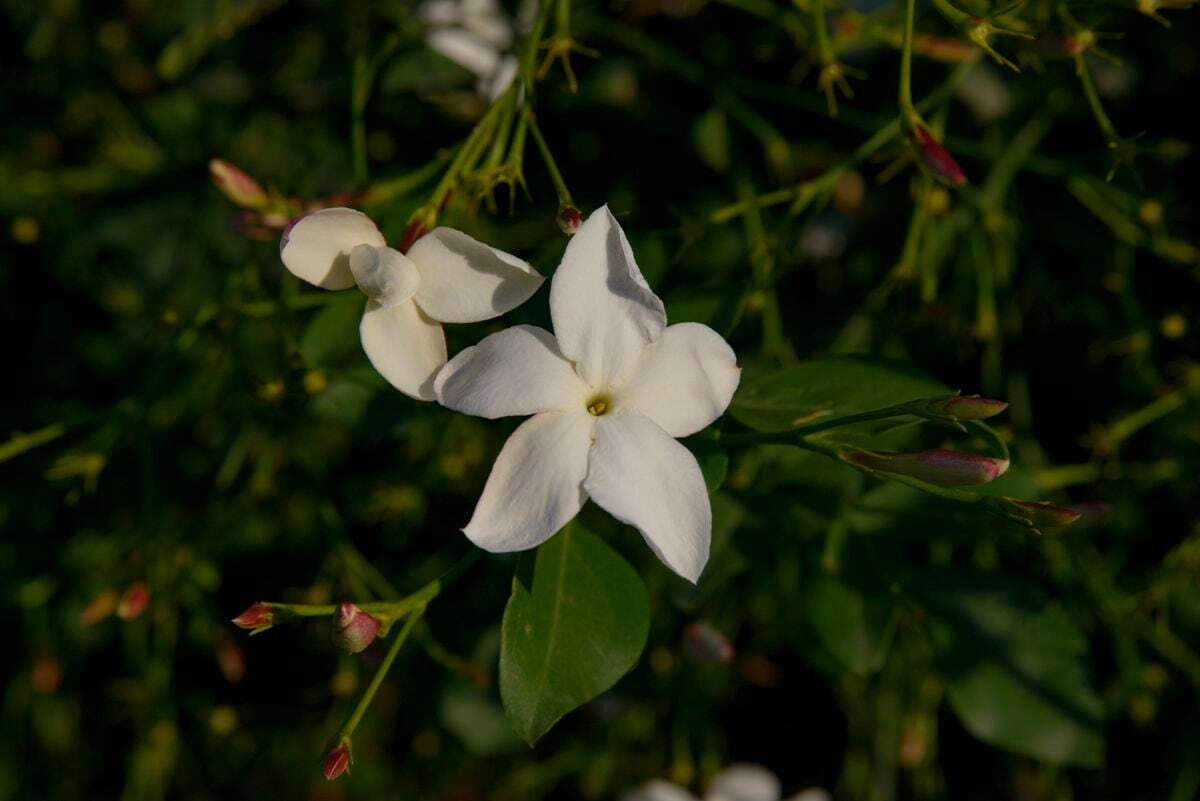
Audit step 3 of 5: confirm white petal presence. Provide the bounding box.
[418,0,460,26]
[436,325,590,418]
[426,28,501,78]
[784,791,832,801]
[349,245,420,308]
[462,0,514,48]
[360,298,447,401]
[407,227,544,323]
[622,781,701,801]
[483,55,519,101]
[463,411,594,552]
[622,323,741,437]
[550,206,666,389]
[280,208,385,290]
[705,765,781,801]
[584,411,710,583]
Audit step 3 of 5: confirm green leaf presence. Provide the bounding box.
[729,358,948,434]
[806,574,896,675]
[909,569,1105,766]
[299,293,362,369]
[499,523,650,745]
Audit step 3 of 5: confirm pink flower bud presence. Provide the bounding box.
[116,582,150,621]
[842,448,1009,486]
[334,603,381,654]
[323,741,352,780]
[683,621,734,664]
[558,205,583,235]
[910,125,967,188]
[996,498,1083,528]
[209,159,268,210]
[231,602,275,633]
[927,394,1009,421]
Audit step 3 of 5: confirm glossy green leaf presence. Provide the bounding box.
[299,293,362,368]
[499,523,650,745]
[729,358,948,434]
[910,570,1105,766]
[807,574,896,675]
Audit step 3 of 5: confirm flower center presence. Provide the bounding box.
[586,395,611,416]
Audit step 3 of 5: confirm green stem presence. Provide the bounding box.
[360,152,454,207]
[1073,52,1121,145]
[900,0,917,118]
[520,0,555,102]
[0,423,68,464]
[336,607,424,742]
[709,62,975,223]
[812,0,835,64]
[1100,389,1189,452]
[525,109,574,206]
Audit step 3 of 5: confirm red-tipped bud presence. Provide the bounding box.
[683,621,735,665]
[910,125,967,188]
[209,159,269,210]
[398,219,428,254]
[231,602,275,634]
[322,740,352,780]
[927,394,1009,421]
[558,205,583,235]
[995,498,1083,528]
[334,603,382,654]
[116,582,150,621]
[842,447,1009,486]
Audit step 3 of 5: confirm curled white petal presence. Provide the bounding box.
[280,208,385,290]
[426,28,501,78]
[349,245,421,308]
[584,411,710,583]
[408,227,543,323]
[463,411,594,552]
[359,298,447,401]
[622,322,741,437]
[705,765,782,801]
[550,205,667,389]
[435,325,590,418]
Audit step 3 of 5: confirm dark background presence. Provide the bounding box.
[3,0,1198,799]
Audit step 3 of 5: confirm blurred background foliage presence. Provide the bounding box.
[2,0,1199,799]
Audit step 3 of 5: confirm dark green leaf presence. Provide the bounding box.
[807,574,896,675]
[499,523,650,745]
[299,293,362,369]
[730,358,948,434]
[910,570,1105,766]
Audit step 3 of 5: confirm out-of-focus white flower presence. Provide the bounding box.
[420,0,526,100]
[435,206,741,583]
[620,764,831,801]
[953,64,1012,123]
[280,208,543,400]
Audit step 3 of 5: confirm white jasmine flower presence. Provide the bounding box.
[280,207,543,400]
[621,764,830,801]
[420,0,524,101]
[434,206,741,583]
